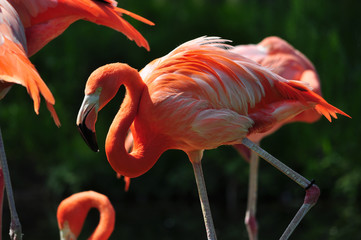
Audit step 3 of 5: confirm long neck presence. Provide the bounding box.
[105,71,167,178]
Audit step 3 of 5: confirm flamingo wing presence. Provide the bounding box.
[9,0,154,56]
[0,0,60,126]
[140,37,348,150]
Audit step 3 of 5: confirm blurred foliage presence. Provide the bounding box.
[0,0,360,239]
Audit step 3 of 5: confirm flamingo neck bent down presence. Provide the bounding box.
[104,66,168,178]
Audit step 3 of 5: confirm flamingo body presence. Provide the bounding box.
[77,36,349,239]
[57,191,115,240]
[77,36,348,178]
[9,0,154,56]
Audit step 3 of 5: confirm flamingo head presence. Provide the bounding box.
[76,88,101,152]
[259,36,294,54]
[77,63,128,152]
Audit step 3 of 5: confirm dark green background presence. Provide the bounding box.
[0,0,359,239]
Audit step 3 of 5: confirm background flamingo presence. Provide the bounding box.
[76,37,349,240]
[230,36,322,240]
[0,0,153,238]
[57,191,115,240]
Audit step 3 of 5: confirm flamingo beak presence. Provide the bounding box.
[59,221,77,240]
[76,94,100,152]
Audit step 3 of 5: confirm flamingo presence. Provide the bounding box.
[230,36,322,240]
[1,0,153,238]
[0,0,57,238]
[76,36,349,240]
[57,191,115,240]
[8,0,154,57]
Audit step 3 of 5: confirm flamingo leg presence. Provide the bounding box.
[188,150,217,240]
[245,150,259,240]
[0,129,22,240]
[192,161,217,240]
[241,138,320,240]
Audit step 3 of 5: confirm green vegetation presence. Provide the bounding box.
[0,0,359,239]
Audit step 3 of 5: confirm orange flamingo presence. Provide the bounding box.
[0,0,55,238]
[8,0,154,56]
[57,191,115,240]
[76,37,349,240]
[231,36,322,240]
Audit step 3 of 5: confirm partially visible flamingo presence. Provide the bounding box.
[1,0,156,127]
[8,0,154,56]
[1,0,155,124]
[57,191,115,240]
[231,36,322,240]
[76,37,349,240]
[0,0,58,238]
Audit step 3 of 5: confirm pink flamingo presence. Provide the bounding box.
[0,0,153,238]
[76,37,349,240]
[231,36,322,240]
[57,191,115,240]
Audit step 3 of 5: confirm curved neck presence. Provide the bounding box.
[88,196,115,240]
[105,72,167,178]
[58,191,115,240]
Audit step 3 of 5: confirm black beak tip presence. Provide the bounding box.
[77,123,99,152]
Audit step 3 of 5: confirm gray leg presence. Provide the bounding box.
[0,128,22,240]
[192,161,217,240]
[188,150,217,240]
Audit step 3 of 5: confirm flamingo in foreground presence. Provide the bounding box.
[0,0,56,238]
[0,0,153,238]
[57,191,115,240]
[76,36,349,240]
[231,36,322,240]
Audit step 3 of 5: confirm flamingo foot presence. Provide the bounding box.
[245,211,258,240]
[9,219,22,240]
[280,184,320,239]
